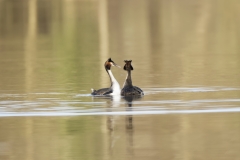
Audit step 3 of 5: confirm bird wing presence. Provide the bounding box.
[91,88,113,95]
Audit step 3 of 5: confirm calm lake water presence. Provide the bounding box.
[1,0,240,160]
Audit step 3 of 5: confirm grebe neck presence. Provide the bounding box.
[107,69,120,95]
[123,70,133,87]
[107,70,117,84]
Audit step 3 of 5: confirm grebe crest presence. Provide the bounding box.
[121,60,144,96]
[123,60,133,71]
[91,58,121,95]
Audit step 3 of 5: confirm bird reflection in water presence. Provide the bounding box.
[104,95,142,156]
[124,95,143,128]
[106,95,121,131]
[124,95,142,156]
[106,95,141,131]
[124,96,137,129]
[105,95,121,153]
[93,95,120,153]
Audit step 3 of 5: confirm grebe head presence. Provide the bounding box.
[105,58,120,70]
[123,60,133,71]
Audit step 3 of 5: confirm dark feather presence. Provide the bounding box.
[91,88,113,95]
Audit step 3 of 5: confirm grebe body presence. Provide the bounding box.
[91,58,120,95]
[121,60,144,96]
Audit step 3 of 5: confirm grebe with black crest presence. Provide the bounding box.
[121,60,144,96]
[91,58,121,95]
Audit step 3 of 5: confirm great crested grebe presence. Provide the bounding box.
[121,60,144,96]
[91,58,121,95]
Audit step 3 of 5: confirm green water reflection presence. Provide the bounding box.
[1,0,240,93]
[0,114,240,160]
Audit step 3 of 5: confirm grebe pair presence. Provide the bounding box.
[91,58,144,96]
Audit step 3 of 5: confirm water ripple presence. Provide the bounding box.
[1,107,240,117]
[144,86,240,94]
[0,86,240,117]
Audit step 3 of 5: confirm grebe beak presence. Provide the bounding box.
[112,62,121,68]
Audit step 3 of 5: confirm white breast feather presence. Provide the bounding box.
[108,70,120,95]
